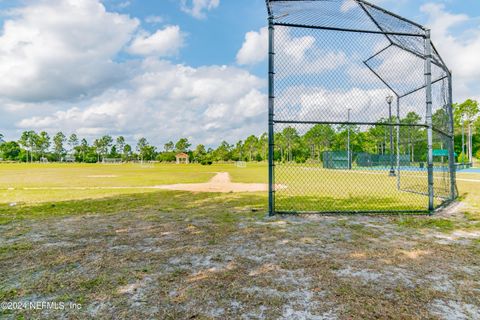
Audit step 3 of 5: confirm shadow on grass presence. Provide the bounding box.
[0,190,438,226]
[0,190,268,225]
[275,195,427,214]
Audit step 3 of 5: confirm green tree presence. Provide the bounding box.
[258,133,268,161]
[93,139,103,162]
[282,127,299,162]
[19,130,37,162]
[116,136,125,158]
[53,132,67,159]
[194,144,207,162]
[164,141,174,152]
[454,99,479,161]
[37,131,50,159]
[214,141,232,161]
[0,141,21,160]
[77,138,89,162]
[233,140,244,161]
[401,112,422,161]
[175,138,191,153]
[101,135,113,156]
[68,134,79,153]
[136,138,156,161]
[244,135,258,161]
[124,144,132,161]
[116,136,125,150]
[304,124,335,160]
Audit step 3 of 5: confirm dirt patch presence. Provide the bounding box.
[1,193,479,319]
[157,172,274,193]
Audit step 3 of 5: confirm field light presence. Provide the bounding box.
[386,94,395,176]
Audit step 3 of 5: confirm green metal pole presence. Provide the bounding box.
[425,29,434,212]
[268,16,275,216]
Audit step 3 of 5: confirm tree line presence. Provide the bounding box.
[0,100,478,164]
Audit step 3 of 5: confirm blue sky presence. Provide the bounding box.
[0,0,478,147]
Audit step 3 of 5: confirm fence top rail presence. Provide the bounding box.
[273,23,426,38]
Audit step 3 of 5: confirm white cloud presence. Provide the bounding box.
[0,0,139,102]
[340,0,358,13]
[0,0,268,146]
[117,1,131,9]
[128,26,185,57]
[237,27,268,66]
[276,29,347,77]
[145,15,164,24]
[180,0,220,19]
[275,85,397,124]
[236,27,347,73]
[16,59,267,146]
[421,3,480,101]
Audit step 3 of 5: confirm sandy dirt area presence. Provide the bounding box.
[157,172,269,193]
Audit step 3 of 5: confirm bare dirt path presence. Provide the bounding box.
[157,172,268,193]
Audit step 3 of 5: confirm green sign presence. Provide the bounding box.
[433,149,449,157]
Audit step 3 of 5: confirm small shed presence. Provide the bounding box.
[175,153,189,164]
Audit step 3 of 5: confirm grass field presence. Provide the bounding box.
[0,163,266,204]
[0,163,479,319]
[0,162,449,211]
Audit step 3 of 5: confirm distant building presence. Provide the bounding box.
[175,153,189,164]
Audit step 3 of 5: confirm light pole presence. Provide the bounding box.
[461,116,465,164]
[386,95,396,176]
[469,121,472,163]
[347,108,351,170]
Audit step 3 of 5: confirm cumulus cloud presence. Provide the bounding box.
[145,15,164,24]
[180,0,220,19]
[237,27,268,66]
[0,0,139,102]
[16,59,267,146]
[275,85,398,124]
[128,26,185,57]
[237,26,347,74]
[421,3,480,101]
[276,29,347,77]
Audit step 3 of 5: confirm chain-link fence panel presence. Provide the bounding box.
[266,0,456,214]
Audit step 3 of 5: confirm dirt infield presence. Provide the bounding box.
[8,172,270,193]
[157,172,268,193]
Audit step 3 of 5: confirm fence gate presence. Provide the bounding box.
[266,0,457,215]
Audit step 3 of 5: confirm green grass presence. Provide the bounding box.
[0,189,266,225]
[1,162,480,214]
[1,164,479,319]
[0,162,267,204]
[396,217,456,231]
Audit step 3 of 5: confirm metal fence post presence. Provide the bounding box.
[268,16,275,216]
[425,29,434,212]
[447,72,457,200]
[396,96,401,190]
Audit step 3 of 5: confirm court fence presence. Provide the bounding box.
[266,0,457,214]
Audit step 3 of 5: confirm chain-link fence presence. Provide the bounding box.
[266,0,457,214]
